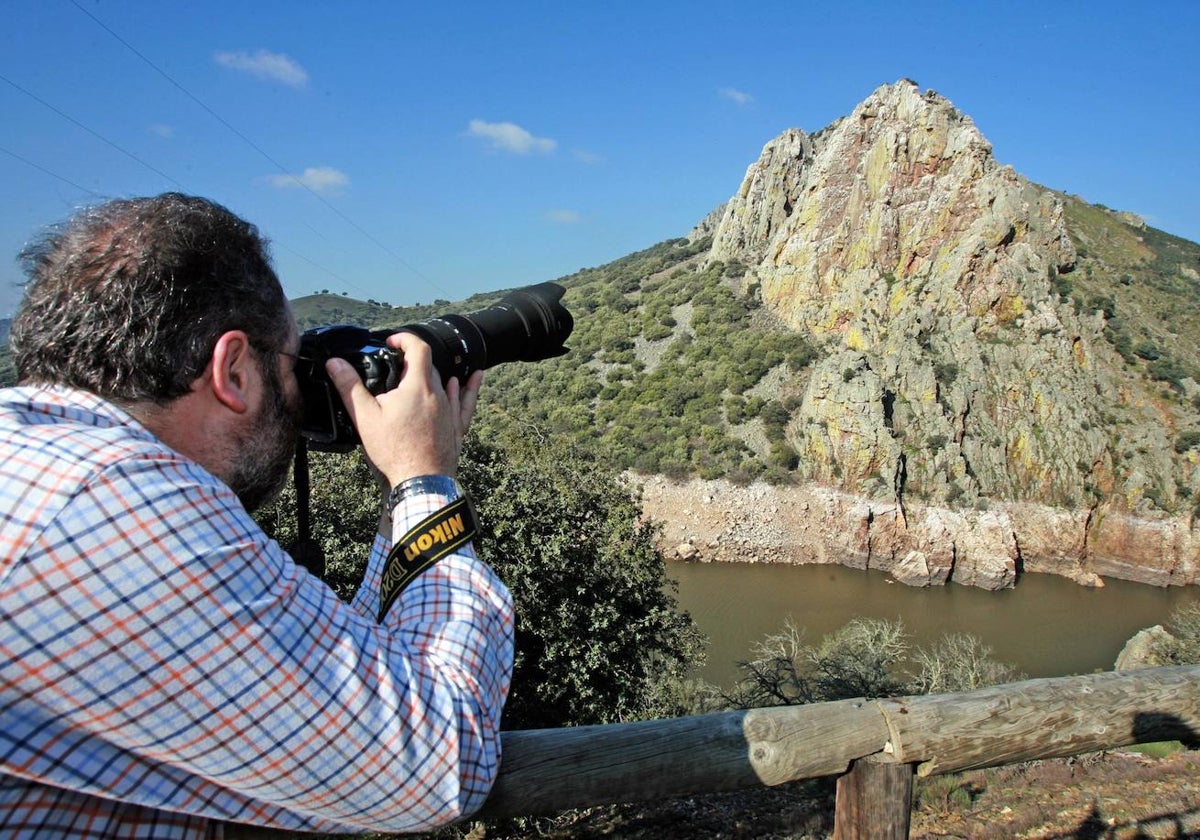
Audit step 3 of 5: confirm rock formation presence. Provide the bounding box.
[1115,625,1175,670]
[637,475,1200,591]
[666,80,1200,589]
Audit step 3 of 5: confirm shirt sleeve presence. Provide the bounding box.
[0,453,514,833]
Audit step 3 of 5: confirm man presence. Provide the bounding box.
[0,193,514,837]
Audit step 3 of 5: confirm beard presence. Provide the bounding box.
[228,363,301,514]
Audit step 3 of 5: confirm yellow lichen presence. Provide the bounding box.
[808,436,828,460]
[865,136,893,196]
[995,294,1026,324]
[1010,432,1031,467]
[1072,337,1088,368]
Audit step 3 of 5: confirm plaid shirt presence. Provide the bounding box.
[0,386,514,838]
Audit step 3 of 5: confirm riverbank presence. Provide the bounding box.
[635,475,1200,591]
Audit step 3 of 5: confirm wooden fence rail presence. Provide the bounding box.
[478,665,1200,837]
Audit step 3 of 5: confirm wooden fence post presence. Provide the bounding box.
[833,755,914,840]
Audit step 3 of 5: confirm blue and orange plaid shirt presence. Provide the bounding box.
[0,386,514,838]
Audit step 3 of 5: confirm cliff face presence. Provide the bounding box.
[639,476,1200,591]
[694,81,1200,588]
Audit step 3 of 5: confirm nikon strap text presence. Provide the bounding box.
[378,497,479,622]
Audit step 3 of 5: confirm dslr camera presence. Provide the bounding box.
[293,282,573,451]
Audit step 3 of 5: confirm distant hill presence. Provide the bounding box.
[291,289,514,333]
[291,293,394,330]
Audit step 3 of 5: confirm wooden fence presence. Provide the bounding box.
[478,664,1200,838]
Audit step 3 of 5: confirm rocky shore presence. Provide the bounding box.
[636,475,1200,591]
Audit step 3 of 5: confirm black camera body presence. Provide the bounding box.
[295,282,573,452]
[292,326,398,451]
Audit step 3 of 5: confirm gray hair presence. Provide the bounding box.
[11,193,289,403]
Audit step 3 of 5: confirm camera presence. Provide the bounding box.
[294,282,573,451]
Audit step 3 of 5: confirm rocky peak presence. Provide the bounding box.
[711,80,1075,325]
[700,80,1188,540]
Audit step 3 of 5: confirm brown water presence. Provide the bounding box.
[666,560,1200,688]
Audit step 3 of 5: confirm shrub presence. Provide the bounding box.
[909,633,1024,694]
[934,361,959,385]
[723,619,1022,709]
[461,435,705,728]
[256,436,705,732]
[1134,341,1161,361]
[722,618,910,708]
[1150,603,1200,665]
[1148,357,1188,391]
[1175,431,1200,453]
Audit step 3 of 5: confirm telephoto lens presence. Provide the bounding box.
[296,282,573,450]
[396,281,573,386]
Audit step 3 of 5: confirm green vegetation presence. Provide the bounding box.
[1062,196,1200,395]
[463,238,817,484]
[0,350,13,387]
[721,617,1023,709]
[255,433,704,731]
[458,434,704,728]
[1175,431,1200,453]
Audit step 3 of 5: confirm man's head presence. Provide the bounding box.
[12,193,300,511]
[12,192,290,403]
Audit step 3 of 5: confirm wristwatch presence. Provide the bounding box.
[387,474,463,514]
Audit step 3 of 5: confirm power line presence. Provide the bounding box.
[271,240,358,293]
[0,73,187,190]
[2,141,357,296]
[0,144,104,198]
[68,0,451,299]
[3,67,364,295]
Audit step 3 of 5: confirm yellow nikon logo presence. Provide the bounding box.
[403,512,466,561]
[378,498,477,621]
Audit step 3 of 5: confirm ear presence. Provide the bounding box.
[208,330,258,414]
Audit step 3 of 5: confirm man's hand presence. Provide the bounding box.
[325,332,483,487]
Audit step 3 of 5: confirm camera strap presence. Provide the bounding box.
[378,496,479,622]
[290,440,326,578]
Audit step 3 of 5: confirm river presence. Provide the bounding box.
[666,560,1200,688]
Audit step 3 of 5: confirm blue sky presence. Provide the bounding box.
[2,1,1198,318]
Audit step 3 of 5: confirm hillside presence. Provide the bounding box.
[3,81,1198,591]
[470,81,1200,590]
[291,293,397,330]
[470,88,1200,518]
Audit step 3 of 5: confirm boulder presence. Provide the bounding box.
[1115,625,1175,671]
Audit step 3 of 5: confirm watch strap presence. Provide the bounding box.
[387,474,462,514]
